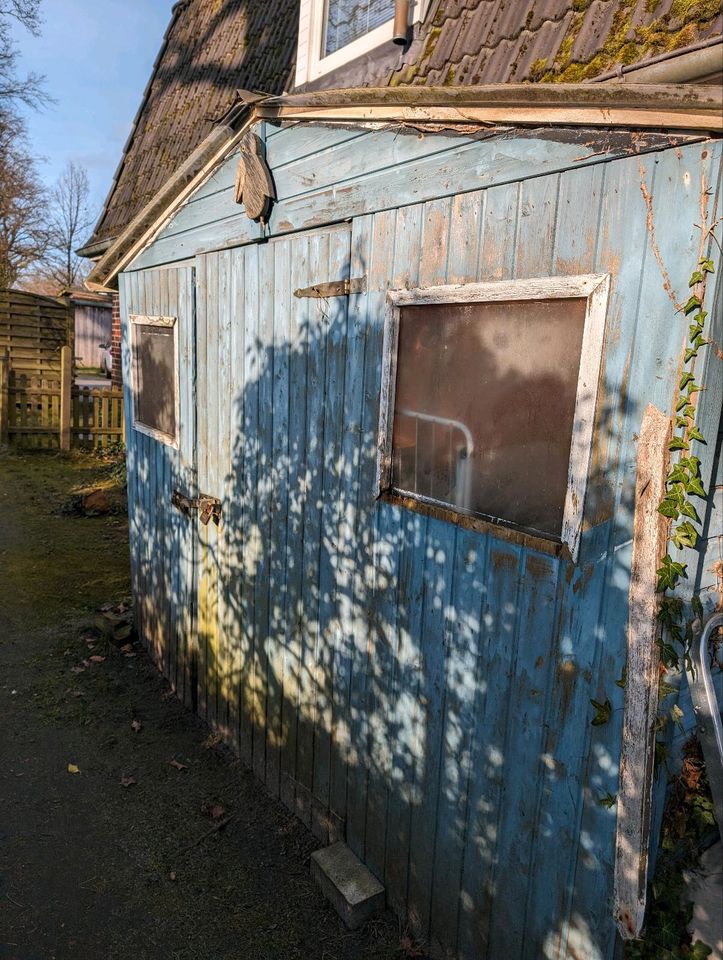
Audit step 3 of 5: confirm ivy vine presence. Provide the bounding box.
[654,254,715,742]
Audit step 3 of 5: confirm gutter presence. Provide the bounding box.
[592,36,723,84]
[76,236,114,260]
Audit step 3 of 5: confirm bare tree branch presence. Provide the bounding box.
[40,160,94,290]
[0,109,48,288]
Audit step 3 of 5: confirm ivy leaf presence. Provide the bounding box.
[615,665,627,689]
[683,404,696,419]
[692,594,704,619]
[668,436,688,451]
[658,680,677,701]
[693,334,709,348]
[688,270,704,286]
[689,323,704,341]
[699,258,715,273]
[658,641,680,669]
[687,383,701,396]
[675,416,688,428]
[683,295,702,314]
[658,499,679,519]
[672,521,698,549]
[667,464,689,486]
[680,500,701,523]
[688,426,706,443]
[598,792,617,808]
[685,455,701,477]
[670,703,685,731]
[590,698,612,726]
[676,395,690,412]
[656,555,687,591]
[686,477,706,498]
[679,371,695,390]
[684,347,698,363]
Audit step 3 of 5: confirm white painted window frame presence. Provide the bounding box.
[295,0,430,86]
[376,274,611,562]
[128,313,180,449]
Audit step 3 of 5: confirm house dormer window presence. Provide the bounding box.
[323,0,394,55]
[295,0,429,86]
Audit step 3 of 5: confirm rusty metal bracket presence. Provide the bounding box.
[293,276,366,299]
[172,490,222,525]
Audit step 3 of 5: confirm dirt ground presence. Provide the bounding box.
[0,451,408,960]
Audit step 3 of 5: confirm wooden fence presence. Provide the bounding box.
[0,288,73,377]
[0,346,124,450]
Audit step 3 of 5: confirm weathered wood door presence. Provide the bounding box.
[119,264,198,706]
[191,225,353,789]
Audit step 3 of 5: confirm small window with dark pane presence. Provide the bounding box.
[379,277,609,557]
[130,314,178,445]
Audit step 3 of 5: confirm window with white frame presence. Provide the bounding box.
[377,276,610,559]
[129,314,179,446]
[295,0,429,85]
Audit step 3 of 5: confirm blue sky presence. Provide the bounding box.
[11,0,173,223]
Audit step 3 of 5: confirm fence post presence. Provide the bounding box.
[0,350,9,445]
[59,344,72,451]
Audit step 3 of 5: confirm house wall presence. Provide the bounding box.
[120,124,723,960]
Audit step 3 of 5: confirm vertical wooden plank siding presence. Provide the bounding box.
[120,133,722,960]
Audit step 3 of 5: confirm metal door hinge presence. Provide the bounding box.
[172,490,222,525]
[293,276,366,299]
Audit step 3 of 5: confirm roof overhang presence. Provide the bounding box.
[256,82,723,129]
[86,82,723,292]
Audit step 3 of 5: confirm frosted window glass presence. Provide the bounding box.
[323,0,394,55]
[391,298,587,537]
[133,324,176,440]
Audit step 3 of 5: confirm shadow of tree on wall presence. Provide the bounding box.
[128,244,641,960]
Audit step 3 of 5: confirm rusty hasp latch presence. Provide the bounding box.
[293,276,366,299]
[171,490,222,525]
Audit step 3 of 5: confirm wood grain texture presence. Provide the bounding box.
[614,405,670,939]
[119,133,723,960]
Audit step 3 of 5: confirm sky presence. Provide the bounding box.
[11,0,173,227]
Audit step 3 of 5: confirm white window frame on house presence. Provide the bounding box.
[376,274,611,562]
[295,0,430,86]
[128,313,180,449]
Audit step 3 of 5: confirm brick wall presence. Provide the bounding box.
[111,292,122,388]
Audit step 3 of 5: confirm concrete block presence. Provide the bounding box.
[310,841,385,929]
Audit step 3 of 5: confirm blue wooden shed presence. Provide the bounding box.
[87,84,723,960]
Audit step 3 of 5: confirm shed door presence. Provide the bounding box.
[119,264,198,706]
[192,226,353,769]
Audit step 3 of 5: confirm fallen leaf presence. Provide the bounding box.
[67,763,80,775]
[169,759,188,771]
[169,871,177,881]
[70,666,86,675]
[89,655,106,664]
[131,719,142,733]
[120,776,136,788]
[85,639,96,647]
[210,804,225,820]
[120,644,134,654]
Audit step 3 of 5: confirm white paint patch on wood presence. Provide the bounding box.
[614,402,671,939]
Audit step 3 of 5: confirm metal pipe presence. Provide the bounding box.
[393,0,409,45]
[592,36,722,83]
[688,611,723,837]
